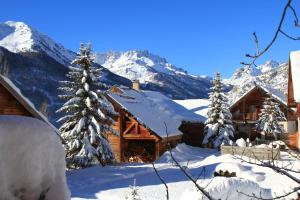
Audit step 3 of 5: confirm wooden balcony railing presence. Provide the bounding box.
[232,112,258,121]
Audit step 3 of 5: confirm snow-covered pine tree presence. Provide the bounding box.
[202,72,234,148]
[57,43,116,168]
[256,96,286,140]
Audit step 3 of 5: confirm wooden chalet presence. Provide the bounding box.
[230,85,296,140]
[288,51,300,150]
[105,84,205,163]
[0,75,54,129]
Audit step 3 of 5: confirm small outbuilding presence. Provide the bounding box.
[106,84,205,162]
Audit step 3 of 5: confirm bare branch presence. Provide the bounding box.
[288,4,300,27]
[242,0,300,67]
[233,152,300,184]
[253,32,259,55]
[231,149,300,200]
[238,186,300,200]
[163,122,215,200]
[279,30,300,40]
[152,162,169,200]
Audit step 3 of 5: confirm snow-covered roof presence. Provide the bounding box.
[173,99,209,119]
[108,87,205,138]
[229,84,287,108]
[290,50,300,103]
[0,75,58,132]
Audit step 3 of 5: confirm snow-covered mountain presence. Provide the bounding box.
[0,21,213,100]
[0,46,131,126]
[0,21,214,125]
[95,50,212,99]
[0,21,76,65]
[0,21,291,124]
[95,50,188,82]
[225,60,288,105]
[224,60,280,85]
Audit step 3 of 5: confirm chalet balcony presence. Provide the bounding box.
[232,112,258,122]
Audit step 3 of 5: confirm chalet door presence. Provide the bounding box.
[124,139,156,163]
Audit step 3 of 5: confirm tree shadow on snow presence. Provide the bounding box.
[67,162,221,199]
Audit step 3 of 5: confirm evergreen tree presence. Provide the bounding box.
[256,97,286,140]
[202,72,234,148]
[57,43,115,168]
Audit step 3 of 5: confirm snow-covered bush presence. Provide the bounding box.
[202,72,235,148]
[0,116,70,200]
[57,43,116,168]
[125,179,142,200]
[214,162,245,178]
[236,138,246,147]
[256,97,286,140]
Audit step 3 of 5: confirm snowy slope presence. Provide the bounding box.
[174,99,210,119]
[95,50,188,82]
[0,21,76,65]
[95,50,212,99]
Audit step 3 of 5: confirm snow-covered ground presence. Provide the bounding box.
[67,144,300,200]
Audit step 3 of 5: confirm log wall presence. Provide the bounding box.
[107,132,121,162]
[0,84,32,116]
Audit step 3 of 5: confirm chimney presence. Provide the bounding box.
[132,80,140,90]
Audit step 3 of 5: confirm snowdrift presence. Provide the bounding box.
[0,116,70,200]
[180,177,272,200]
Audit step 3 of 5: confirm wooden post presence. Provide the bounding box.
[119,110,124,162]
[298,117,300,150]
[155,141,160,160]
[135,122,140,134]
[243,99,246,122]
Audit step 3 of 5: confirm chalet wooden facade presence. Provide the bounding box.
[0,75,51,124]
[230,85,296,140]
[288,51,300,150]
[106,85,205,163]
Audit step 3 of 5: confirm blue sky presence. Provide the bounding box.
[1,0,300,78]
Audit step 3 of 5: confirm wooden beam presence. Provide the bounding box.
[243,99,246,122]
[119,110,124,162]
[123,135,158,140]
[123,122,136,135]
[155,142,160,160]
[136,122,140,134]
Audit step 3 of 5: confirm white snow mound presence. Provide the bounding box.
[0,116,70,200]
[180,177,272,200]
[236,138,246,147]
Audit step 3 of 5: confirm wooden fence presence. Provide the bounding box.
[221,145,281,160]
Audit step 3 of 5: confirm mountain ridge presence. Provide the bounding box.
[0,21,76,65]
[0,21,290,125]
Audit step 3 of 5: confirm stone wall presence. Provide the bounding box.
[221,145,281,160]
